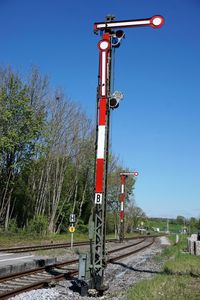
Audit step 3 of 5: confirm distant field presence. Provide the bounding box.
[147,220,182,233]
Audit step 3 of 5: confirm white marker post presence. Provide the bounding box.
[69,214,76,250]
[71,232,74,250]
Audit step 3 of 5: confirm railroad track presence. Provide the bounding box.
[0,241,90,253]
[0,237,155,299]
[0,235,158,253]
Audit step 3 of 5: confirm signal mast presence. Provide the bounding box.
[119,171,139,242]
[78,14,164,294]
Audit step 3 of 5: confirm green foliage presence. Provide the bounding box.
[0,73,45,162]
[0,67,46,229]
[126,202,146,232]
[27,215,48,236]
[106,212,115,234]
[7,219,19,233]
[77,222,88,234]
[12,166,35,227]
[176,215,186,225]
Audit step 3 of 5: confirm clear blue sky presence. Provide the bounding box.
[1,0,200,219]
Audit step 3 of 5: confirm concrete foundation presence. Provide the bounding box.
[0,254,56,277]
[188,239,195,254]
[187,234,200,256]
[194,241,200,256]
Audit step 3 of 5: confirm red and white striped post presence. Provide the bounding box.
[91,31,112,291]
[119,172,139,242]
[94,33,110,205]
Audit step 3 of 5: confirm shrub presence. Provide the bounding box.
[27,215,48,236]
[76,219,88,234]
[8,219,19,233]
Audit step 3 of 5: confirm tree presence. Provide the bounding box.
[0,65,145,236]
[125,201,146,233]
[0,67,46,229]
[26,90,95,233]
[176,215,185,226]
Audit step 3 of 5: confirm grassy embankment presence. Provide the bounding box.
[127,235,200,300]
[0,231,89,247]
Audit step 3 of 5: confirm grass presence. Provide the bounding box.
[0,231,88,247]
[147,220,183,233]
[127,235,200,300]
[127,274,200,300]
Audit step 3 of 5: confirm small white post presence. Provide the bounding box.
[176,234,179,244]
[71,232,74,250]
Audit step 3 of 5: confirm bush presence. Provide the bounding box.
[27,215,48,236]
[76,219,88,234]
[8,219,19,233]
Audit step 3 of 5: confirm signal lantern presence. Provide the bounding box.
[109,91,123,109]
[111,37,120,48]
[116,30,125,38]
[111,30,125,48]
[109,97,119,109]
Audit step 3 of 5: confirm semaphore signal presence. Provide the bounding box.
[119,171,139,242]
[78,14,164,295]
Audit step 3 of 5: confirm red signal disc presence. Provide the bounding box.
[98,40,110,51]
[150,15,164,28]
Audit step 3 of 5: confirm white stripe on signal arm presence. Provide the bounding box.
[121,202,124,211]
[96,20,150,29]
[121,184,124,193]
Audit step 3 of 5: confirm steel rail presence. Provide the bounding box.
[108,238,145,254]
[0,241,89,253]
[109,237,155,263]
[0,234,160,253]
